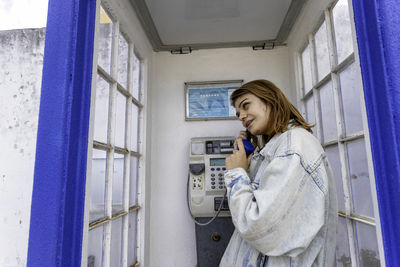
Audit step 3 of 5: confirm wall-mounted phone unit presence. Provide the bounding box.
[188,137,235,218]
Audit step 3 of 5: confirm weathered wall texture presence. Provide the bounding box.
[0,28,45,266]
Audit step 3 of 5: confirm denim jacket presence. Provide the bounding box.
[220,127,338,267]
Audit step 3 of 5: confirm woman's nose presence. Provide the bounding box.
[239,113,246,121]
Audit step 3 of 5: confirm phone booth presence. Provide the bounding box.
[1,0,399,266]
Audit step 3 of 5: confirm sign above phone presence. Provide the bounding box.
[185,80,243,121]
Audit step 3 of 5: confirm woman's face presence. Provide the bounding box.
[234,93,271,135]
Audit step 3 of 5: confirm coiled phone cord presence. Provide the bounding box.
[186,174,228,226]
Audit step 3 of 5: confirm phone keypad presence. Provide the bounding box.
[208,168,226,190]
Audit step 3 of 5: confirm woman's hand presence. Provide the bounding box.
[237,130,249,140]
[226,138,252,170]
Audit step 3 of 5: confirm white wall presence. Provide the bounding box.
[0,28,45,266]
[149,46,291,267]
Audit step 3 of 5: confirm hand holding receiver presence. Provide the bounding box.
[236,130,255,156]
[226,139,249,170]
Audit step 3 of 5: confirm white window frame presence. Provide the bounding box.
[81,1,148,266]
[293,0,385,265]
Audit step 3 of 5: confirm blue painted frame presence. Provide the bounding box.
[352,0,400,265]
[27,0,96,266]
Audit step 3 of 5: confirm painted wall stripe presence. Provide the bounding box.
[352,0,400,265]
[27,0,96,266]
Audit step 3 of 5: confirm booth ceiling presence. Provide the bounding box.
[129,0,307,52]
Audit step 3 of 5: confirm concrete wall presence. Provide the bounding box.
[0,28,45,266]
[149,46,291,267]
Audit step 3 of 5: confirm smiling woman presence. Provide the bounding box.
[221,79,338,267]
[231,80,314,145]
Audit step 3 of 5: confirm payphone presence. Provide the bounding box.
[187,137,236,267]
[188,137,235,218]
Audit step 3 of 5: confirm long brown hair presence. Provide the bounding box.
[231,79,314,144]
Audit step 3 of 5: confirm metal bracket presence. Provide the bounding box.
[171,47,192,54]
[252,42,275,51]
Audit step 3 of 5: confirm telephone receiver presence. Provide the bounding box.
[237,129,255,156]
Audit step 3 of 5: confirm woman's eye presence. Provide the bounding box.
[243,103,249,109]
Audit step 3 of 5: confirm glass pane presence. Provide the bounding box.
[325,145,345,212]
[131,103,139,152]
[90,149,107,222]
[347,139,374,217]
[128,211,138,266]
[305,95,315,125]
[332,0,354,63]
[355,222,381,267]
[118,33,129,89]
[110,218,123,267]
[304,95,317,138]
[112,153,125,214]
[335,217,351,267]
[314,21,331,81]
[319,81,337,143]
[98,7,113,73]
[301,45,313,95]
[339,63,364,135]
[94,75,110,143]
[131,53,140,100]
[115,92,126,148]
[129,156,139,206]
[88,226,104,267]
[0,0,48,30]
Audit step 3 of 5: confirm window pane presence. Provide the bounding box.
[332,0,354,63]
[304,95,317,138]
[319,81,337,143]
[301,45,313,95]
[131,103,139,152]
[98,7,113,73]
[314,21,330,81]
[355,222,381,267]
[112,153,125,214]
[339,63,364,135]
[128,211,138,266]
[325,145,345,212]
[110,218,123,267]
[131,53,140,100]
[90,149,107,222]
[118,33,129,89]
[347,139,374,217]
[115,92,126,148]
[94,75,110,143]
[88,226,104,267]
[305,95,315,125]
[336,217,351,266]
[129,156,139,206]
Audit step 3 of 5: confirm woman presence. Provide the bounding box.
[220,80,337,267]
